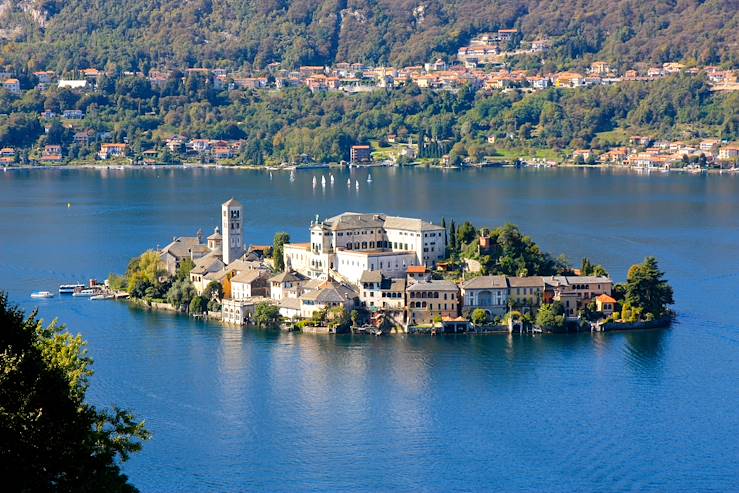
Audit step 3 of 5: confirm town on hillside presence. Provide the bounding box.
[113,198,673,335]
[0,28,737,170]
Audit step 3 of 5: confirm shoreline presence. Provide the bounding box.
[3,161,736,175]
[121,297,672,335]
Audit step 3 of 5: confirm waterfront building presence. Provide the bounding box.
[545,276,613,318]
[283,212,446,284]
[221,198,244,265]
[350,145,371,163]
[406,279,460,326]
[595,294,617,318]
[460,275,509,317]
[222,297,274,326]
[507,276,545,314]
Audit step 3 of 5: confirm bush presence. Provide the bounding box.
[471,308,488,326]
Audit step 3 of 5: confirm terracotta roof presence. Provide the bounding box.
[596,294,617,304]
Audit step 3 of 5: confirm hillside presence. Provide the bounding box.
[0,0,737,72]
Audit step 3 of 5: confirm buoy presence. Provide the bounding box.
[67,202,71,208]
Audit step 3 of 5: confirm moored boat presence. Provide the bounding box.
[72,287,101,297]
[31,291,54,299]
[59,283,85,294]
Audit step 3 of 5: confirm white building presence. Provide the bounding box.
[222,198,243,265]
[460,275,510,316]
[284,212,446,284]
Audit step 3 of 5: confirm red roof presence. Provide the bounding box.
[407,266,428,274]
[596,294,617,304]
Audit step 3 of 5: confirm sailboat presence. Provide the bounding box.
[330,174,335,185]
[367,173,372,183]
[355,179,360,190]
[312,176,317,188]
[321,175,326,187]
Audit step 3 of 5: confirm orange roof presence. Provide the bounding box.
[407,266,428,274]
[596,294,617,304]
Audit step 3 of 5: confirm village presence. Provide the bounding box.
[117,198,671,335]
[1,28,737,170]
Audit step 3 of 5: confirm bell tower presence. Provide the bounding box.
[222,198,243,264]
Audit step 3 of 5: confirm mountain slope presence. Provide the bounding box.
[0,0,737,71]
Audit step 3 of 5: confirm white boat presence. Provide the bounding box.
[312,176,317,188]
[355,179,359,190]
[330,174,334,185]
[31,291,54,299]
[269,172,273,180]
[347,178,351,187]
[321,175,326,187]
[73,288,100,297]
[59,283,85,294]
[367,173,372,183]
[90,294,114,300]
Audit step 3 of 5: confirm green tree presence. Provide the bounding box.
[625,257,674,317]
[254,302,281,328]
[471,308,488,326]
[449,220,457,254]
[535,302,567,331]
[457,221,477,246]
[272,232,290,272]
[0,292,149,491]
[203,280,224,300]
[175,257,195,281]
[189,295,208,314]
[166,279,196,310]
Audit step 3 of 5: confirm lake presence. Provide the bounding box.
[1,166,738,492]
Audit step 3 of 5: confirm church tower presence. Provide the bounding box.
[222,198,243,265]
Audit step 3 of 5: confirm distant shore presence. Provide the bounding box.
[3,161,736,175]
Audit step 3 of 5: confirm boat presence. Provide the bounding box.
[72,288,101,297]
[269,172,273,180]
[347,178,351,187]
[90,294,114,300]
[59,283,85,294]
[355,179,359,190]
[321,175,326,187]
[312,176,317,188]
[31,291,54,299]
[367,173,372,183]
[330,174,334,185]
[289,170,295,182]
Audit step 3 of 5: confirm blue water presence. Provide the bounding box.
[1,167,738,492]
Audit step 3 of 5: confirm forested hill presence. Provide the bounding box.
[0,0,737,72]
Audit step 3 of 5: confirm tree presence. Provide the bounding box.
[457,221,477,246]
[189,295,208,314]
[625,257,674,317]
[166,279,196,310]
[272,232,290,272]
[203,281,224,301]
[350,309,360,327]
[175,258,195,281]
[535,302,567,331]
[471,308,488,326]
[254,302,281,328]
[0,292,149,491]
[449,220,457,253]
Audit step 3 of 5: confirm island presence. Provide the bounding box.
[106,198,674,335]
